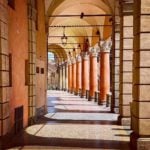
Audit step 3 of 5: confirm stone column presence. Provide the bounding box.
[58,66,60,90]
[76,55,82,95]
[118,1,133,126]
[62,63,66,90]
[72,58,76,94]
[99,41,111,105]
[130,0,150,149]
[68,61,72,93]
[0,0,10,136]
[111,0,120,113]
[89,50,98,101]
[65,62,68,91]
[81,53,89,98]
[58,64,63,90]
[60,64,63,90]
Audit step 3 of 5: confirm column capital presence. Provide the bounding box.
[67,60,72,65]
[90,48,98,57]
[71,57,76,64]
[100,40,112,53]
[76,55,82,62]
[90,52,97,57]
[81,52,89,60]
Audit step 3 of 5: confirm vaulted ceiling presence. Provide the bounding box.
[45,0,114,62]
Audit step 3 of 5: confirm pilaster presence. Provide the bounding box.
[130,0,150,149]
[118,0,133,126]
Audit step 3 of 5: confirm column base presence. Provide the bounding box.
[68,90,72,93]
[130,132,150,150]
[74,92,79,96]
[88,96,95,101]
[81,94,86,98]
[98,101,106,105]
[68,90,73,93]
[111,107,119,114]
[118,115,131,126]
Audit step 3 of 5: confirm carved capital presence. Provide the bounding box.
[76,55,82,62]
[100,40,112,53]
[81,52,89,60]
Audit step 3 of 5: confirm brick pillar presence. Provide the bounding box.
[72,58,76,94]
[118,1,133,126]
[89,51,98,101]
[28,1,37,124]
[68,61,72,93]
[76,55,82,95]
[0,0,10,136]
[130,0,150,149]
[111,0,120,113]
[81,53,89,98]
[99,41,111,105]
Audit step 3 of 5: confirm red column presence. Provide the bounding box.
[72,58,76,93]
[89,52,98,101]
[99,49,110,105]
[76,55,82,95]
[68,61,72,93]
[81,53,89,98]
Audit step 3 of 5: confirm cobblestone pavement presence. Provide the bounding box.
[4,90,131,150]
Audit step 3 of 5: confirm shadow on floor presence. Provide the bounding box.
[2,131,130,150]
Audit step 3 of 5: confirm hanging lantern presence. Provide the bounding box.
[61,27,67,46]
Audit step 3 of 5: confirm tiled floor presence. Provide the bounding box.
[3,90,131,150]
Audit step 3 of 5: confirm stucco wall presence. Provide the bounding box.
[8,0,28,129]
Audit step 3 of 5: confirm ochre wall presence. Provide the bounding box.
[36,0,47,111]
[8,0,28,128]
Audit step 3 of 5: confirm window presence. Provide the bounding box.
[7,0,15,9]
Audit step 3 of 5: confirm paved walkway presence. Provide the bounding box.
[4,90,131,150]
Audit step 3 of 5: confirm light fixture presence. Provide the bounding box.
[61,27,67,46]
[80,12,84,19]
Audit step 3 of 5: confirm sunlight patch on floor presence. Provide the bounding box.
[25,124,131,142]
[44,112,118,121]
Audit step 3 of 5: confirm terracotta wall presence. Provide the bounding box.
[8,0,28,129]
[7,0,47,130]
[36,0,47,114]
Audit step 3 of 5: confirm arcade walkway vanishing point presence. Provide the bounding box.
[1,0,150,150]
